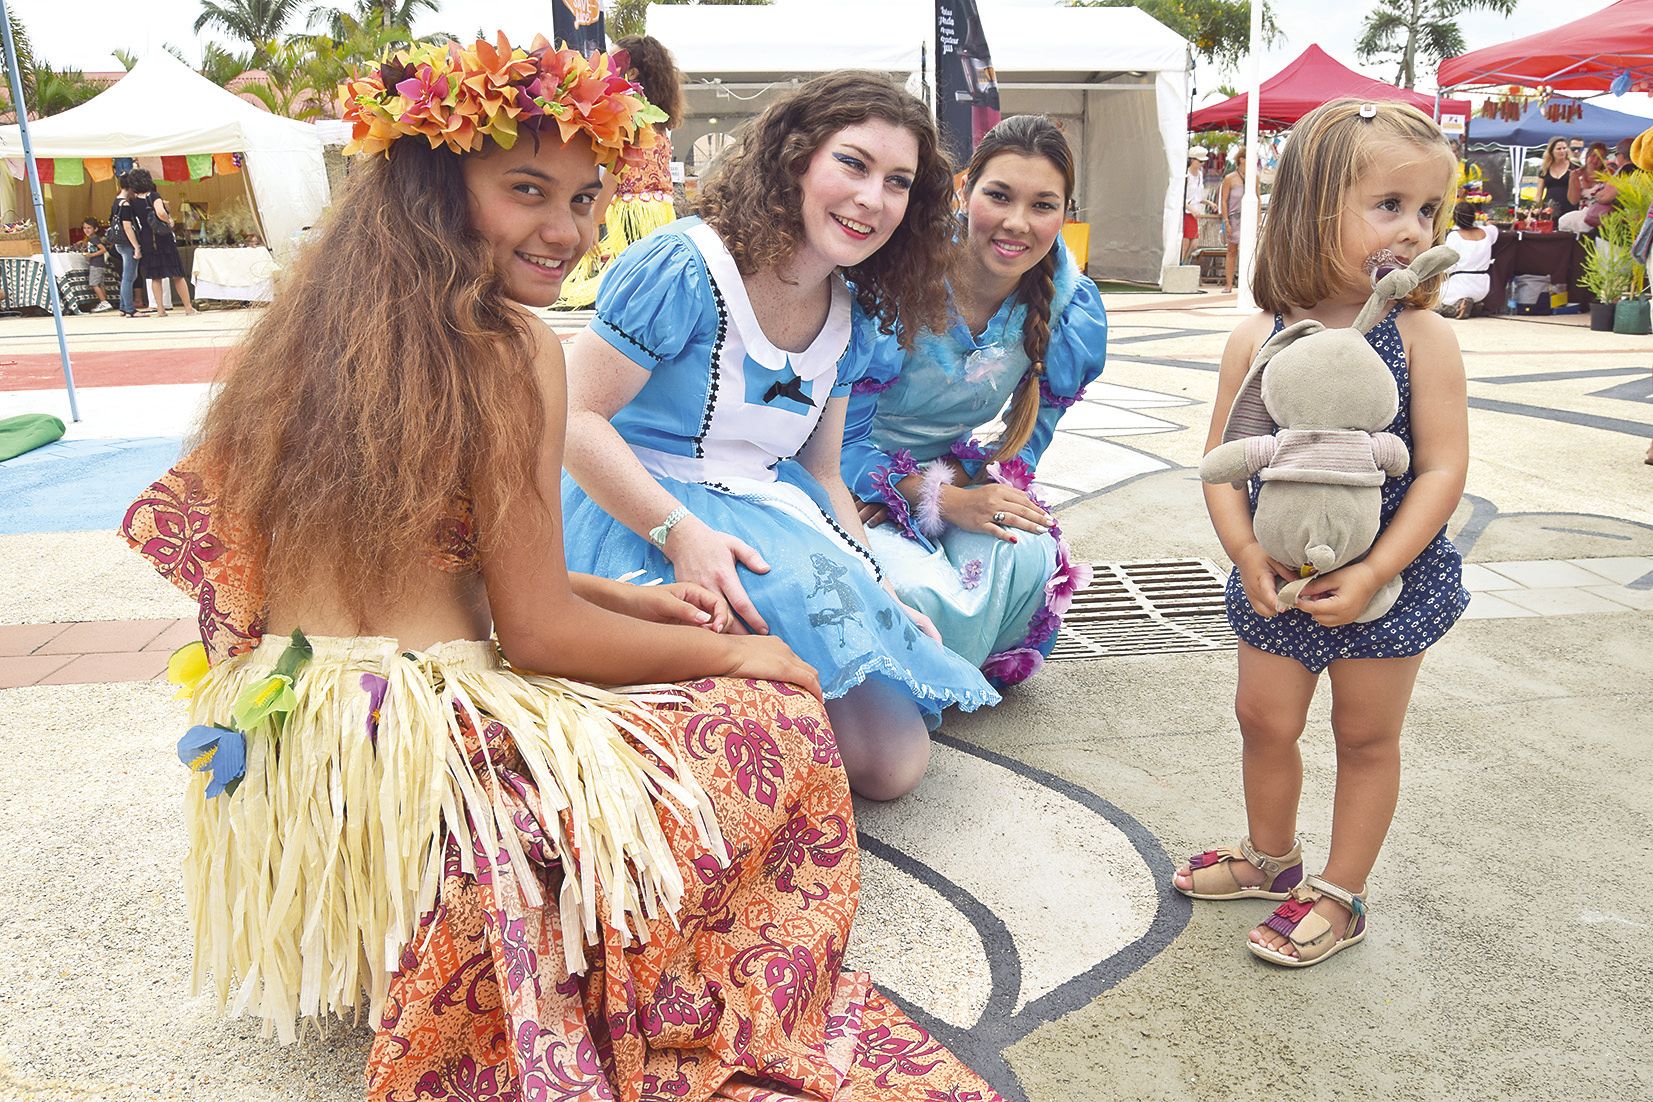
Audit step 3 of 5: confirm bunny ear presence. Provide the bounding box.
[1222,319,1323,442]
[1354,244,1462,332]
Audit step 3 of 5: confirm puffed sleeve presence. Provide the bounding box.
[588,227,712,370]
[838,303,908,498]
[1018,269,1108,470]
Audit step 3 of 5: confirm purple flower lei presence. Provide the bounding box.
[851,374,899,397]
[867,449,922,542]
[1039,379,1087,409]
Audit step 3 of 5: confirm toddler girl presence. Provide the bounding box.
[1174,99,1471,967]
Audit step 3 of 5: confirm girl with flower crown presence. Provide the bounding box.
[560,71,998,804]
[841,115,1108,689]
[121,35,998,1101]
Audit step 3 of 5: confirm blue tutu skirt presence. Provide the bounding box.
[867,523,1056,668]
[561,463,999,723]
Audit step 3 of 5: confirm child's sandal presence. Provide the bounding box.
[1248,874,1367,968]
[1173,836,1304,900]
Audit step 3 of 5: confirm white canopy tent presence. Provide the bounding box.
[0,50,328,260]
[649,0,1190,283]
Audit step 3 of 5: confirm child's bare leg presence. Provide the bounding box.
[1252,652,1424,956]
[1175,643,1317,891]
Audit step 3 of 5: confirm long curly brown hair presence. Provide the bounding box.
[961,115,1076,465]
[695,70,954,346]
[193,140,543,620]
[616,35,683,130]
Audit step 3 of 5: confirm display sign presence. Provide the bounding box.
[552,0,608,57]
[935,0,1000,165]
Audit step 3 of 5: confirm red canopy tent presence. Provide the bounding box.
[1437,0,1653,91]
[1190,44,1472,131]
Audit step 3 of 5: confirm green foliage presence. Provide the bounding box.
[1583,170,1653,301]
[1067,0,1280,72]
[0,16,103,120]
[607,0,773,43]
[193,0,305,62]
[1355,0,1518,90]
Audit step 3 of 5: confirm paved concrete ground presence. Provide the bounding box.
[0,294,1648,1101]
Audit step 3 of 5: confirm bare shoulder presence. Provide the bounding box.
[1395,307,1466,392]
[1221,310,1276,370]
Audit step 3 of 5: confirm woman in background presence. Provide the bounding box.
[125,167,198,316]
[555,34,683,308]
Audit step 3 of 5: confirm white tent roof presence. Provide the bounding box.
[0,49,320,157]
[1,51,328,259]
[647,0,1186,79]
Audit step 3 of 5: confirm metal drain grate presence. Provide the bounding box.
[1048,558,1235,660]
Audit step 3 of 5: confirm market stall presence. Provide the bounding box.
[0,51,328,261]
[1189,45,1472,131]
[648,0,1191,284]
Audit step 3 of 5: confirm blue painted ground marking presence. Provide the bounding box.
[0,438,183,535]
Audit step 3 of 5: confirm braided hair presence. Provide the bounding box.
[961,115,1075,466]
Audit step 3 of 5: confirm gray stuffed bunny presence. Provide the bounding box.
[1200,244,1459,623]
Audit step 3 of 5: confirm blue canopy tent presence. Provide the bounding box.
[1471,99,1653,146]
[1468,100,1653,205]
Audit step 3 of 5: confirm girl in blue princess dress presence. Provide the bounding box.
[841,115,1108,688]
[1173,100,1470,968]
[561,72,998,801]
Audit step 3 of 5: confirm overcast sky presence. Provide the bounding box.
[3,0,1632,103]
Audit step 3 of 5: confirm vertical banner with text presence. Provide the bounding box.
[553,0,608,57]
[935,0,1001,166]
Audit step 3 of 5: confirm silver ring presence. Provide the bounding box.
[992,511,1006,525]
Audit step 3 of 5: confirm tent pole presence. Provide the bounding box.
[238,158,269,247]
[1235,0,1263,313]
[0,0,80,422]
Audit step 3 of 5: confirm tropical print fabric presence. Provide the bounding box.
[121,460,1001,1101]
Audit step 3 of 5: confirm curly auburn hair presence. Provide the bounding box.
[193,139,543,620]
[695,70,955,346]
[961,114,1076,465]
[616,35,683,130]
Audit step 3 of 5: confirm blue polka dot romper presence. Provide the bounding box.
[1224,305,1471,673]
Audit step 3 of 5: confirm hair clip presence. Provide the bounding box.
[1358,103,1378,119]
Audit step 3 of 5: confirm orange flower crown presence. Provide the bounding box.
[339,33,666,169]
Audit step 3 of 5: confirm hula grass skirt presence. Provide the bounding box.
[555,193,677,309]
[122,459,1002,1101]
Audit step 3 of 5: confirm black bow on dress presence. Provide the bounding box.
[762,375,815,408]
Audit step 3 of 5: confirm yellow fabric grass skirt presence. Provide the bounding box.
[182,634,719,1043]
[554,194,677,309]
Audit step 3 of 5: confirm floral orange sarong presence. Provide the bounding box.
[122,462,1002,1102]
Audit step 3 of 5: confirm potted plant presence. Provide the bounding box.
[1580,235,1633,329]
[1591,170,1653,333]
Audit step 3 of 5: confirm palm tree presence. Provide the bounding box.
[1356,0,1519,89]
[3,12,36,104]
[193,0,304,60]
[608,0,772,42]
[28,66,102,116]
[306,0,439,41]
[200,42,257,86]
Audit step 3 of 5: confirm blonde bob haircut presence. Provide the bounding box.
[1253,98,1457,315]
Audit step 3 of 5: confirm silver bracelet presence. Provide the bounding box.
[648,505,690,549]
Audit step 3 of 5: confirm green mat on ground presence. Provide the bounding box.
[0,414,66,462]
[1090,279,1164,294]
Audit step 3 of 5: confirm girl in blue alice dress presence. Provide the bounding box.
[841,115,1107,688]
[562,72,998,801]
[1173,100,1471,969]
